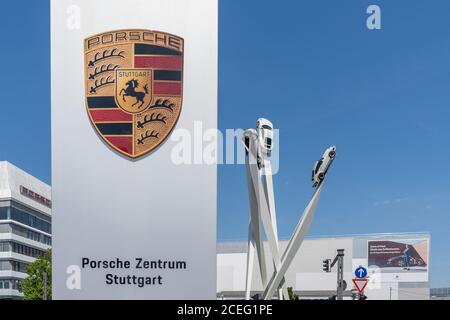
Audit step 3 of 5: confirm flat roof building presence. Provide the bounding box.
[0,161,51,299]
[217,232,430,300]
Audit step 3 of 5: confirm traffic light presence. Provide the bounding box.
[322,259,331,272]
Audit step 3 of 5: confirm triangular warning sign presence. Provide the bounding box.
[352,278,368,293]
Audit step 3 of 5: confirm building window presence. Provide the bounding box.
[43,235,52,246]
[0,242,10,252]
[11,242,45,258]
[11,225,52,246]
[12,279,23,292]
[27,230,41,242]
[11,261,28,273]
[10,207,51,234]
[0,279,22,291]
[0,207,8,219]
[0,261,11,271]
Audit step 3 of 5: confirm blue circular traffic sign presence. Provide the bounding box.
[355,266,367,279]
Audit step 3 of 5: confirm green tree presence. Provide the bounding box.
[288,287,299,300]
[22,249,52,300]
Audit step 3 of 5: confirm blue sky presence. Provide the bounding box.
[0,0,449,288]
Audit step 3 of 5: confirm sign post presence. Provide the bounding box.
[355,266,368,279]
[352,278,369,294]
[353,265,369,299]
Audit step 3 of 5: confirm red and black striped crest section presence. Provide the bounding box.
[87,97,133,155]
[134,44,183,96]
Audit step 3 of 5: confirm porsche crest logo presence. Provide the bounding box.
[84,29,184,159]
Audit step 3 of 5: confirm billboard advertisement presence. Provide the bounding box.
[368,239,428,272]
[51,0,217,299]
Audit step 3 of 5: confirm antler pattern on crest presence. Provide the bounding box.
[88,49,125,67]
[150,99,175,112]
[137,113,167,129]
[89,64,119,80]
[90,76,115,94]
[137,130,160,145]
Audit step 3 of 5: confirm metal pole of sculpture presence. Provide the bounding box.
[244,129,268,299]
[262,183,324,299]
[243,127,287,300]
[244,119,336,300]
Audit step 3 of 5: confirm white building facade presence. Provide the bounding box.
[0,161,51,299]
[217,233,430,300]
